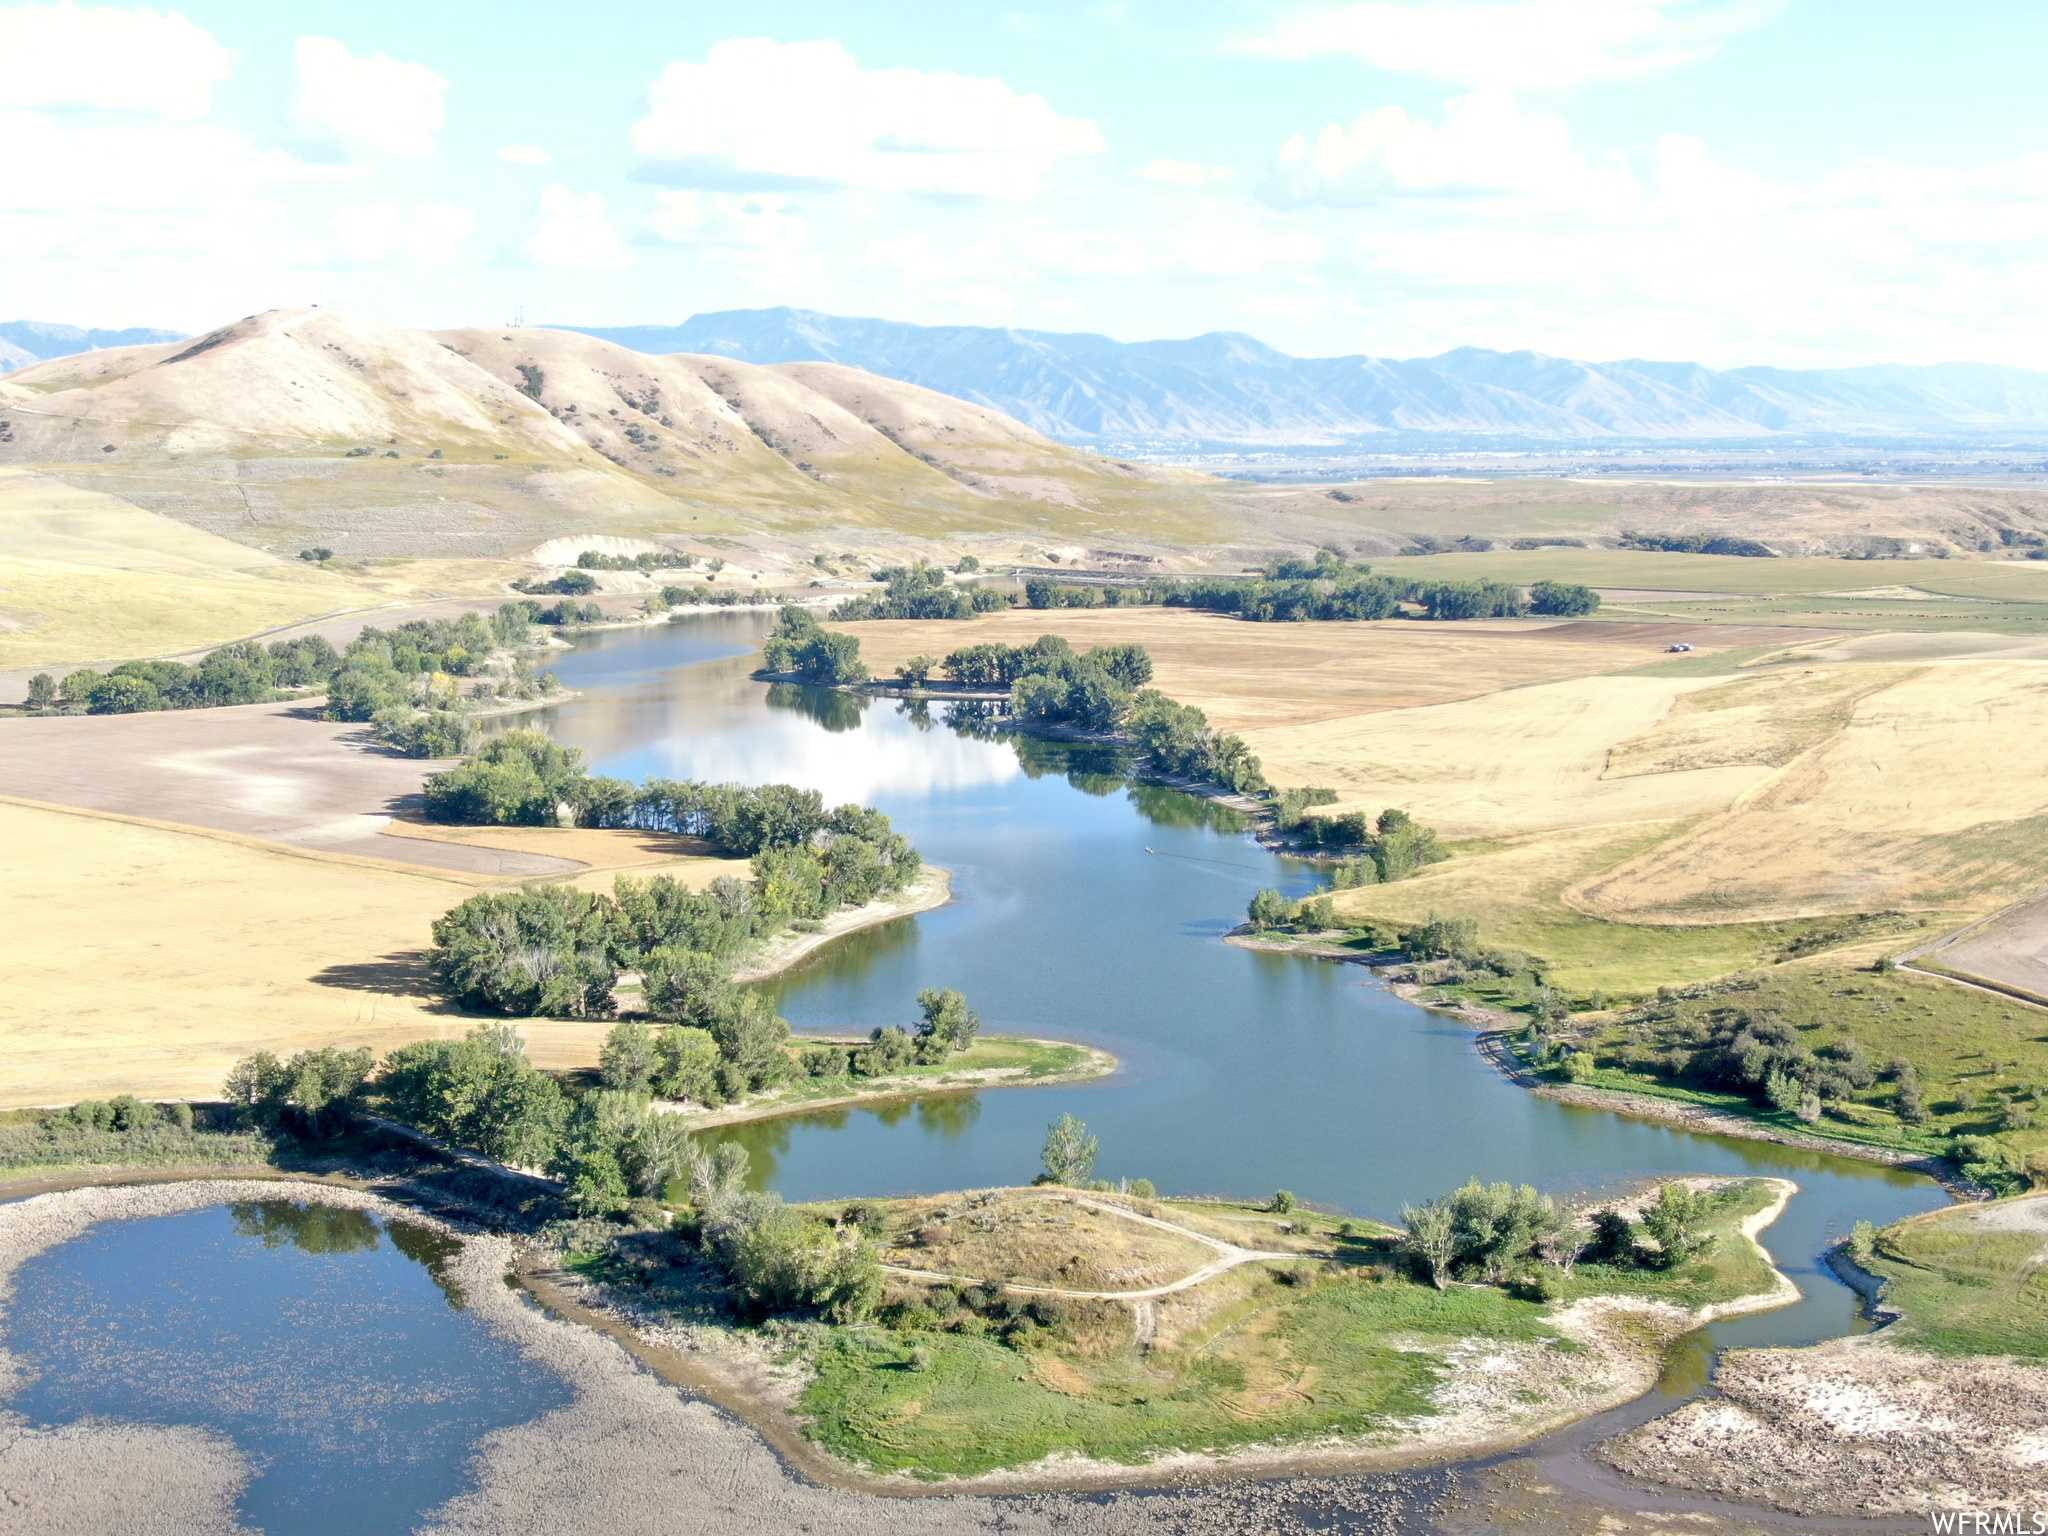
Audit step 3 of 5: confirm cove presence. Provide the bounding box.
[1,1199,570,1533]
[540,613,1950,1356]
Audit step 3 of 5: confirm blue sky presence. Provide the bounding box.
[3,0,2045,367]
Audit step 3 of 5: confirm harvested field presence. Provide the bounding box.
[0,700,570,874]
[1923,888,2048,1004]
[1571,659,2048,923]
[0,799,738,1106]
[1247,671,1777,836]
[834,608,1716,733]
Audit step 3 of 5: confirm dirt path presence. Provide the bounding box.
[882,1195,1294,1301]
[1902,885,2048,1008]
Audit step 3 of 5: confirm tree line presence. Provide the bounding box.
[27,602,564,760]
[830,561,1016,621]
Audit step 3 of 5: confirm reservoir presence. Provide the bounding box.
[0,608,1951,1531]
[541,611,1949,1355]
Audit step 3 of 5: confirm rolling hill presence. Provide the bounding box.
[0,307,1226,561]
[566,308,2048,446]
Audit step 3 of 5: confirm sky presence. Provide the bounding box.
[3,0,2046,368]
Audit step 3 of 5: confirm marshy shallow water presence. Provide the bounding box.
[2,1199,569,1533]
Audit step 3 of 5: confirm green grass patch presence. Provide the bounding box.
[1866,1199,2048,1357]
[1558,964,2048,1173]
[787,1180,1788,1478]
[800,1270,1562,1477]
[762,1035,1097,1115]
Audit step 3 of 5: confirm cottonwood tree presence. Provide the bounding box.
[1041,1113,1098,1185]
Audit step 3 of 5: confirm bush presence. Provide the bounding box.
[1271,1189,1297,1214]
[1128,1178,1156,1199]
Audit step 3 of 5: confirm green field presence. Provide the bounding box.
[793,1185,1780,1478]
[1865,1197,2048,1357]
[1552,964,2048,1175]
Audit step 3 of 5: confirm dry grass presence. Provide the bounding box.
[0,800,738,1107]
[0,467,530,669]
[380,818,749,894]
[1571,659,2048,923]
[881,1191,1213,1290]
[834,608,1693,733]
[1247,671,1774,836]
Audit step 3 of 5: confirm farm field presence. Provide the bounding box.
[0,799,738,1106]
[833,607,1758,733]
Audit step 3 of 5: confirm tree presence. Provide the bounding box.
[58,669,101,706]
[1041,1113,1098,1185]
[373,1028,569,1168]
[1086,642,1153,688]
[687,1139,752,1207]
[641,947,739,1025]
[1638,1183,1719,1269]
[25,673,55,709]
[599,1019,659,1093]
[856,1025,917,1076]
[87,673,162,714]
[653,1025,723,1104]
[1400,1198,1458,1289]
[1247,888,1292,929]
[1529,580,1600,617]
[427,886,619,1016]
[897,654,934,687]
[223,1051,289,1128]
[913,987,980,1062]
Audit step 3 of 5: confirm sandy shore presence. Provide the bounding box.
[533,1175,1803,1498]
[678,1039,1118,1131]
[0,1176,1459,1533]
[731,866,953,983]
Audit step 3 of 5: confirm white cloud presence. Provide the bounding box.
[497,143,551,166]
[0,111,306,211]
[1268,89,1635,206]
[1251,0,1779,90]
[331,202,474,264]
[649,189,817,287]
[632,37,1102,200]
[1136,158,1229,186]
[0,3,232,119]
[527,184,632,270]
[292,36,448,160]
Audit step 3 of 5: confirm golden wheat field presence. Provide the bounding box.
[0,800,739,1106]
[834,607,1696,732]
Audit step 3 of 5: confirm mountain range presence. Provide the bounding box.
[0,320,187,374]
[563,309,2048,447]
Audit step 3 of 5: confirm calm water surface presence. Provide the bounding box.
[2,1200,569,1533]
[1,612,1951,1534]
[542,614,1950,1354]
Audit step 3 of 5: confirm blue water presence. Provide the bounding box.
[542,615,1951,1355]
[3,1200,569,1533]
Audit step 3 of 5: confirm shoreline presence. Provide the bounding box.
[1223,928,1965,1185]
[540,1174,1806,1498]
[0,1168,1812,1510]
[730,866,953,984]
[675,1038,1118,1131]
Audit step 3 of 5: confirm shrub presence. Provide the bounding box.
[1271,1189,1297,1214]
[1128,1178,1156,1199]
